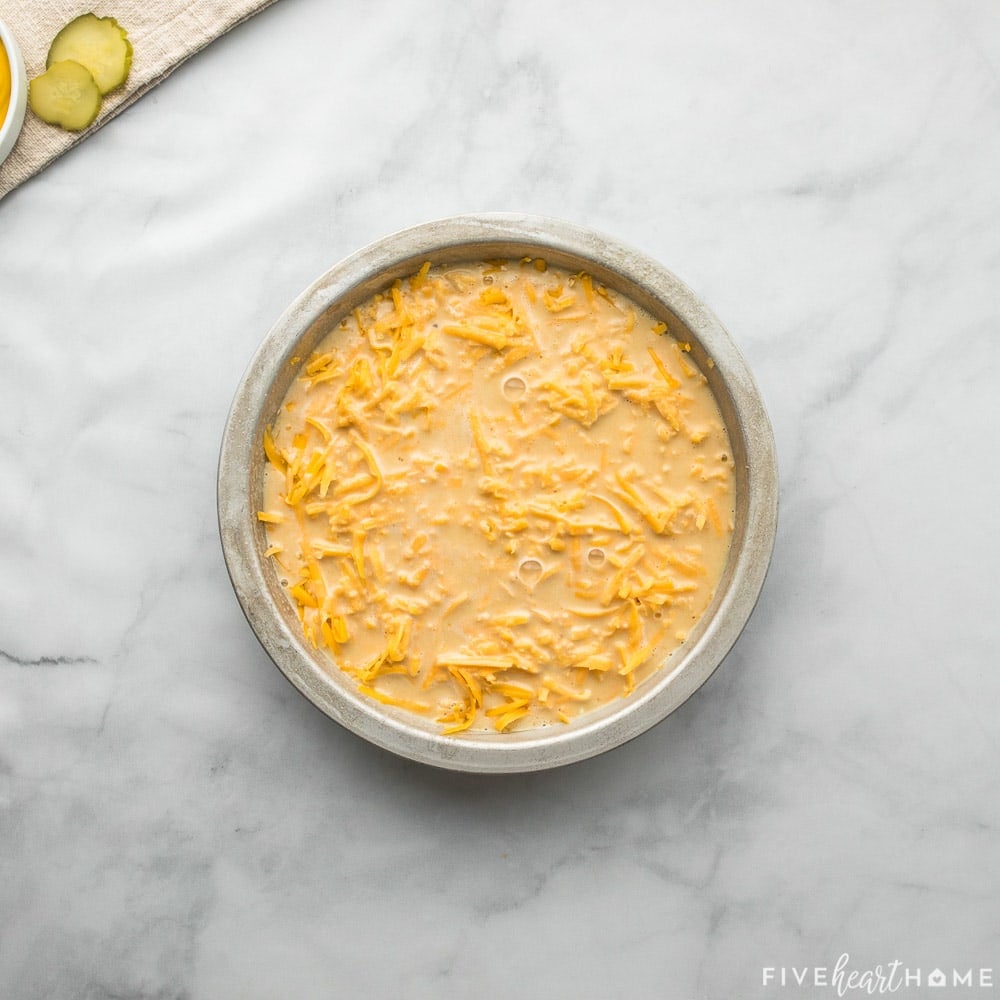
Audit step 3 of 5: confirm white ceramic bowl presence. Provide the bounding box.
[0,19,27,167]
[218,214,778,773]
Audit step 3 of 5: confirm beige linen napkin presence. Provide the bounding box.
[0,0,279,200]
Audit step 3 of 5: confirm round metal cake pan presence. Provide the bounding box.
[218,213,778,773]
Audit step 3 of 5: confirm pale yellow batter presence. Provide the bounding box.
[259,258,734,734]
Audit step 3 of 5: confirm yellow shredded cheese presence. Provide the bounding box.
[261,259,734,734]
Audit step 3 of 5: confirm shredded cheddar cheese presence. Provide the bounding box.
[260,260,734,734]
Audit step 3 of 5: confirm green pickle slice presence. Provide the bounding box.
[47,13,132,96]
[28,60,102,132]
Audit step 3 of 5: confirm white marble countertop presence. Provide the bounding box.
[2,2,999,997]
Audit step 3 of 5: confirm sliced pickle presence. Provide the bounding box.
[28,60,102,132]
[47,13,132,96]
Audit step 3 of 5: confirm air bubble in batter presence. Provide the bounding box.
[502,375,527,401]
[518,558,543,586]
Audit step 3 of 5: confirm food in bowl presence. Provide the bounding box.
[0,35,12,126]
[257,257,734,734]
[0,17,28,165]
